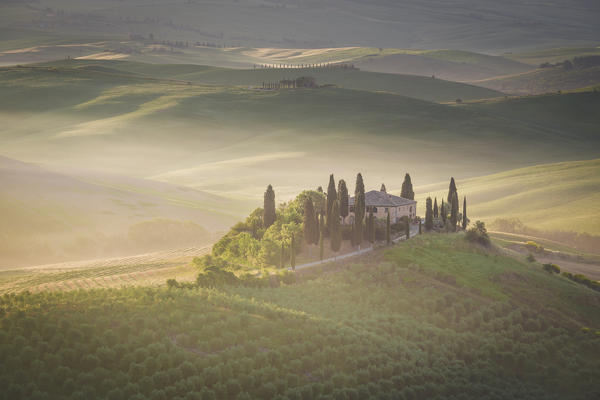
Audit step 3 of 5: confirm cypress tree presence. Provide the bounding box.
[290,233,296,270]
[303,198,316,246]
[354,173,365,245]
[319,214,324,261]
[368,210,375,244]
[380,183,387,193]
[263,184,276,229]
[441,200,447,223]
[280,241,285,269]
[401,173,415,200]
[447,177,457,203]
[338,179,349,224]
[462,196,468,229]
[419,218,422,234]
[314,212,320,245]
[330,200,342,255]
[451,192,459,231]
[425,197,433,231]
[386,213,391,245]
[433,198,439,218]
[350,222,356,247]
[405,218,410,239]
[326,174,337,230]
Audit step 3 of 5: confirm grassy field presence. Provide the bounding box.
[1,62,598,199]
[474,65,600,95]
[1,234,598,399]
[414,159,600,235]
[508,46,600,65]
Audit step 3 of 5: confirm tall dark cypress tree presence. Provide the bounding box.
[314,212,320,245]
[326,174,337,230]
[367,210,375,244]
[425,197,434,231]
[338,179,349,224]
[447,177,457,203]
[433,198,439,218]
[386,213,391,245]
[319,214,325,260]
[462,196,468,229]
[263,184,276,228]
[401,173,415,200]
[451,192,459,231]
[441,199,447,223]
[303,198,316,247]
[330,200,342,255]
[405,218,410,239]
[380,183,387,193]
[354,173,365,245]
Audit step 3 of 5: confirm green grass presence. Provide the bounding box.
[509,46,600,65]
[1,233,598,399]
[415,159,600,235]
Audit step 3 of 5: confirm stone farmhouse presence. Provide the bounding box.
[347,189,417,224]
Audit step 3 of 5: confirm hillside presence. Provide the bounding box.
[0,234,598,399]
[1,0,599,51]
[38,59,503,103]
[474,65,600,95]
[0,156,249,268]
[1,63,599,203]
[414,159,600,235]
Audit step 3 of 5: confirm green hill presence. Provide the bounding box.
[0,234,598,399]
[37,59,503,103]
[415,159,600,235]
[1,63,599,202]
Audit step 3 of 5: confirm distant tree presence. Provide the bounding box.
[450,192,459,231]
[338,180,349,223]
[317,186,323,193]
[447,177,457,203]
[350,223,356,247]
[319,214,325,261]
[354,173,365,245]
[433,198,439,218]
[425,197,433,231]
[326,174,337,231]
[290,234,296,270]
[303,198,317,247]
[419,218,422,234]
[315,212,320,245]
[405,218,410,239]
[380,183,387,193]
[386,213,391,245]
[465,221,490,246]
[368,210,375,244]
[263,185,276,229]
[462,196,468,229]
[401,174,414,200]
[441,200,447,224]
[330,200,342,255]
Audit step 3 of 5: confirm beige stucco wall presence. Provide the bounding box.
[347,203,416,224]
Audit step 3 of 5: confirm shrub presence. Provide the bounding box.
[542,263,560,274]
[464,221,490,246]
[526,253,536,263]
[525,241,544,253]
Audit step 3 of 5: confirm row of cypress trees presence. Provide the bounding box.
[424,177,468,232]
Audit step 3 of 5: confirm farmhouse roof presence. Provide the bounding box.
[349,190,417,207]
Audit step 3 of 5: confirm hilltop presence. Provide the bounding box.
[415,159,600,235]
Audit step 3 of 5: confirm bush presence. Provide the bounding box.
[464,221,490,246]
[542,263,560,274]
[526,253,536,263]
[525,241,544,253]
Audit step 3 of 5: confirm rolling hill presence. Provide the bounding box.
[1,62,599,202]
[414,159,600,235]
[1,0,599,51]
[0,156,250,268]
